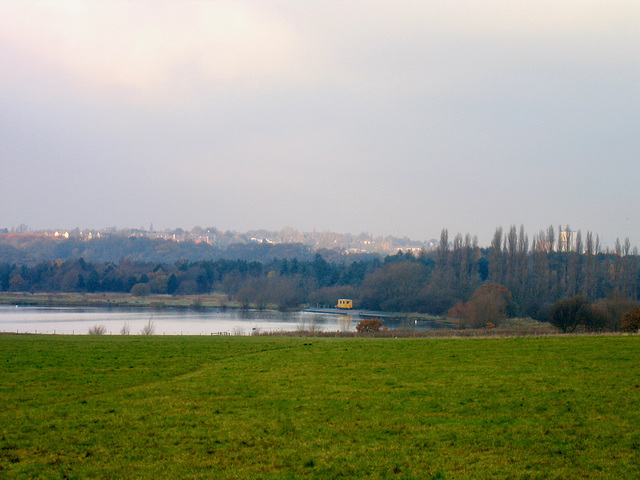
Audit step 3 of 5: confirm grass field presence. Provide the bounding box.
[1,334,639,479]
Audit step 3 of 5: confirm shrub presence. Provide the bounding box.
[595,295,640,331]
[131,283,151,297]
[88,324,107,335]
[549,295,590,333]
[470,283,513,327]
[356,318,382,333]
[447,283,513,328]
[447,301,476,328]
[140,319,155,335]
[583,304,609,332]
[621,308,640,332]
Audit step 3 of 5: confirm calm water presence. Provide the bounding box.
[0,306,355,335]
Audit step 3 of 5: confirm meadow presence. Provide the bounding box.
[1,334,638,479]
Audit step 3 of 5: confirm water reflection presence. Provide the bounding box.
[0,306,353,335]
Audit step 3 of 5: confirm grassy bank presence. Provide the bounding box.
[1,335,639,479]
[0,292,236,309]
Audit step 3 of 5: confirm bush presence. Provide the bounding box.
[447,283,513,328]
[88,324,107,335]
[448,301,475,328]
[583,305,609,332]
[594,295,640,331]
[621,308,640,332]
[131,283,151,297]
[471,283,513,326]
[140,319,155,335]
[549,295,590,333]
[356,318,382,333]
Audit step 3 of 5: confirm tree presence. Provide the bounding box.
[488,227,504,284]
[360,261,429,312]
[312,253,334,287]
[167,273,179,295]
[549,295,590,333]
[0,263,12,291]
[86,270,100,293]
[149,274,169,294]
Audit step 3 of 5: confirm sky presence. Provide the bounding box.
[1,1,639,247]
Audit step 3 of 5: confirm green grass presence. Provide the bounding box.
[1,334,639,479]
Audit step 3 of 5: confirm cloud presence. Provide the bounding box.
[2,1,637,104]
[0,1,304,104]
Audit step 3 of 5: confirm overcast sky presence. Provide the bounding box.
[1,1,638,246]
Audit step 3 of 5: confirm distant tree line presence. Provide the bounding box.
[0,255,378,308]
[0,228,414,264]
[1,225,639,331]
[0,233,323,265]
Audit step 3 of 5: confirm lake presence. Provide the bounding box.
[0,306,356,335]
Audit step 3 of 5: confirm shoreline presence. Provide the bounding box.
[0,292,457,327]
[0,292,237,310]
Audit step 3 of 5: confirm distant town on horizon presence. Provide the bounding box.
[1,224,435,256]
[1,223,636,257]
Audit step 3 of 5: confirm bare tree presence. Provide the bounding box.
[140,319,155,335]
